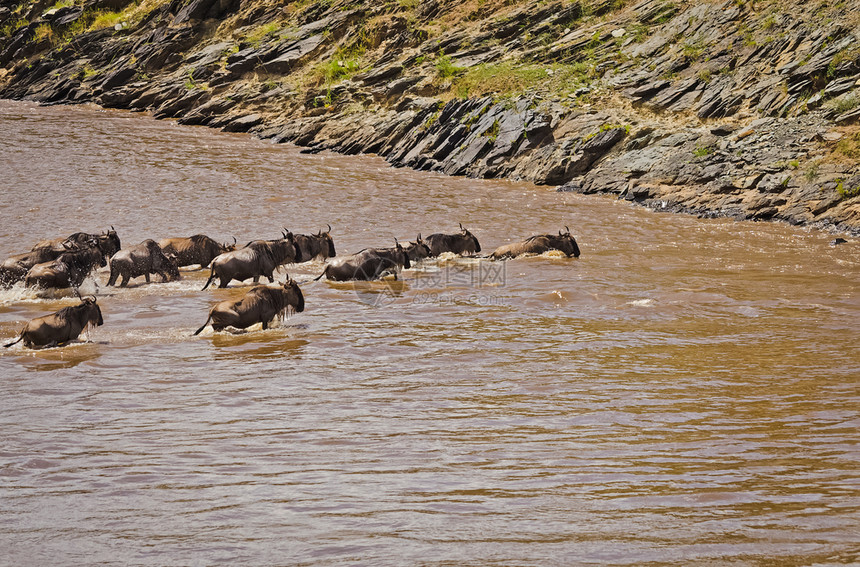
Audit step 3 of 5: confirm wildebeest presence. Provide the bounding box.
[490,227,581,259]
[404,235,431,262]
[193,279,305,334]
[0,232,111,289]
[107,239,181,287]
[294,226,336,262]
[425,224,482,257]
[157,234,237,268]
[4,296,103,349]
[202,233,303,290]
[314,240,411,281]
[0,249,60,288]
[33,228,121,263]
[24,246,106,289]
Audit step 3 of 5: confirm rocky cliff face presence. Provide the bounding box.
[2,0,859,234]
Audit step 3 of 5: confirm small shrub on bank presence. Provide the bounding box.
[435,54,464,79]
[835,130,860,160]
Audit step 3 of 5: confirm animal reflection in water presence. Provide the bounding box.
[194,279,305,335]
[4,296,103,349]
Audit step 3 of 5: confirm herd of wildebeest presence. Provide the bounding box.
[1,224,580,349]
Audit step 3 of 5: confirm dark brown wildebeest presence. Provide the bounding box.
[0,233,109,289]
[425,224,482,257]
[33,228,121,263]
[404,235,431,262]
[4,296,103,349]
[294,226,336,262]
[107,239,181,287]
[157,234,237,268]
[24,247,106,289]
[314,241,411,281]
[202,233,303,290]
[193,279,305,334]
[490,227,580,260]
[0,249,62,288]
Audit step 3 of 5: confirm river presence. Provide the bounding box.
[1,99,858,565]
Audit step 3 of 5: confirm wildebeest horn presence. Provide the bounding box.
[232,236,237,245]
[417,233,422,242]
[326,224,332,233]
[565,225,570,235]
[459,222,465,231]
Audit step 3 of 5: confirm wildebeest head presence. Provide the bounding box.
[318,225,336,258]
[405,234,431,262]
[223,236,238,254]
[145,239,181,280]
[460,223,481,253]
[555,226,580,258]
[281,278,305,314]
[99,227,121,260]
[79,295,104,327]
[392,239,411,270]
[275,230,302,264]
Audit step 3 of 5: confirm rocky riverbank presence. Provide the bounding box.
[2,0,859,234]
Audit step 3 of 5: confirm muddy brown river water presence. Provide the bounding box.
[0,99,858,565]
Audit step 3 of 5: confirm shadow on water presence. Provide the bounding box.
[208,330,309,360]
[7,342,103,371]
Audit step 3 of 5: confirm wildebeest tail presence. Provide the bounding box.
[201,266,216,290]
[193,314,212,336]
[313,268,327,281]
[4,333,23,348]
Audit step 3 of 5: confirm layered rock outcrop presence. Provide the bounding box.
[1,0,858,233]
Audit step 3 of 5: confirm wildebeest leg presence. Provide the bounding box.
[261,321,268,330]
[252,276,260,283]
[145,272,151,283]
[219,277,229,288]
[120,274,129,287]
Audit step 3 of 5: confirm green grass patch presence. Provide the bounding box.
[451,61,592,99]
[435,54,464,79]
[837,181,860,199]
[834,130,860,160]
[89,10,123,30]
[78,63,97,80]
[1,18,28,38]
[484,118,500,142]
[243,22,282,46]
[828,92,860,115]
[33,23,55,44]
